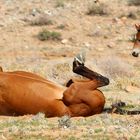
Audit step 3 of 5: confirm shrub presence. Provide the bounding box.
[37,29,62,41]
[55,0,65,8]
[57,24,66,30]
[128,0,140,6]
[120,10,140,20]
[30,15,53,26]
[58,115,71,128]
[96,56,134,79]
[87,3,108,16]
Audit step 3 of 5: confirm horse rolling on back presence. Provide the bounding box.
[0,56,110,117]
[0,56,139,117]
[132,24,140,57]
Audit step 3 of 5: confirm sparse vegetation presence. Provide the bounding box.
[30,15,53,26]
[127,12,137,19]
[97,56,134,79]
[128,0,140,6]
[1,114,140,139]
[94,128,103,133]
[57,24,66,30]
[55,0,65,8]
[58,115,71,128]
[120,10,140,20]
[37,29,62,41]
[96,56,139,90]
[87,3,108,16]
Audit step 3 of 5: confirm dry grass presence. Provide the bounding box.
[55,0,65,8]
[0,114,140,140]
[128,0,140,6]
[95,55,139,90]
[30,15,53,26]
[87,2,109,16]
[37,29,62,41]
[119,10,140,20]
[97,56,134,79]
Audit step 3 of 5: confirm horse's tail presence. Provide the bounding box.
[103,101,140,115]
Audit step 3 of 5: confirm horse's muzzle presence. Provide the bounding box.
[132,52,139,57]
[103,77,110,86]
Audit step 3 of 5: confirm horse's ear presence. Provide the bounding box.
[135,24,140,31]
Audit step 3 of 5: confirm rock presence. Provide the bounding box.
[95,47,104,51]
[61,39,68,44]
[120,16,127,24]
[125,86,140,93]
[84,42,90,47]
[107,42,115,48]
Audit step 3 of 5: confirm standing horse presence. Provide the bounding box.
[132,24,140,57]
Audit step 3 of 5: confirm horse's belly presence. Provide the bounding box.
[0,74,65,115]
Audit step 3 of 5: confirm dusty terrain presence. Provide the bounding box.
[0,0,140,139]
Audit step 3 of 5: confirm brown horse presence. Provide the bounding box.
[0,56,110,117]
[132,24,140,57]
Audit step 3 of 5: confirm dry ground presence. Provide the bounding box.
[0,0,140,139]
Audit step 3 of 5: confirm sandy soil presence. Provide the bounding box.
[0,0,140,139]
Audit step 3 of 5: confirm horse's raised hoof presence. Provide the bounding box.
[74,53,85,66]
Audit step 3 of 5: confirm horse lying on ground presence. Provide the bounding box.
[132,24,140,57]
[0,56,139,117]
[0,56,109,117]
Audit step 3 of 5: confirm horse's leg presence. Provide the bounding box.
[66,56,109,88]
[0,98,17,116]
[66,78,90,87]
[72,58,109,87]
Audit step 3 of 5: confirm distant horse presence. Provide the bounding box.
[132,24,140,57]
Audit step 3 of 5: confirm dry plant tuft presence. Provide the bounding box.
[51,62,72,85]
[87,2,108,16]
[119,10,140,20]
[97,56,134,79]
[96,56,138,90]
[128,0,140,6]
[115,76,139,90]
[30,15,53,26]
[56,24,66,30]
[55,0,65,8]
[58,115,71,128]
[37,29,62,41]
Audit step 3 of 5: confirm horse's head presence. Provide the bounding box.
[132,24,140,57]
